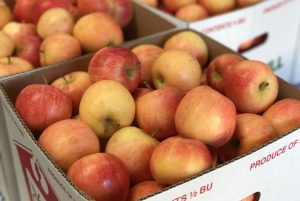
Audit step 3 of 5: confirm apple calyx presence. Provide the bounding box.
[103,118,120,134]
[212,68,222,82]
[157,74,165,84]
[259,81,269,92]
[125,67,138,80]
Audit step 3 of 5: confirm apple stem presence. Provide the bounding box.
[62,76,71,84]
[151,128,161,138]
[42,76,49,85]
[143,81,153,90]
[259,81,269,91]
[7,56,12,64]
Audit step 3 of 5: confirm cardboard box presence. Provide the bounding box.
[0,153,10,201]
[291,19,300,88]
[1,28,300,201]
[189,0,300,83]
[0,0,177,81]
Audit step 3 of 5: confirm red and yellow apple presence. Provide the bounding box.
[127,181,165,201]
[0,56,33,77]
[199,0,236,15]
[0,5,12,29]
[0,31,15,58]
[175,4,209,22]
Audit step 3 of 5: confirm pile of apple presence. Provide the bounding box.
[138,0,262,22]
[0,0,133,78]
[14,30,300,201]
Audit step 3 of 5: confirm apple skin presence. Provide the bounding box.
[15,84,72,133]
[162,0,196,12]
[77,0,111,17]
[218,113,277,162]
[105,126,159,185]
[223,60,278,113]
[206,53,244,95]
[73,12,124,53]
[111,0,134,27]
[79,80,135,138]
[38,119,100,172]
[51,71,92,115]
[164,31,208,67]
[152,49,201,92]
[0,56,34,78]
[0,31,15,58]
[135,87,184,140]
[137,0,158,7]
[37,7,75,39]
[88,46,141,93]
[2,22,37,44]
[67,153,130,201]
[175,85,237,147]
[199,0,236,15]
[237,0,262,7]
[0,5,12,29]
[150,136,213,185]
[40,33,82,66]
[132,44,163,86]
[240,193,258,201]
[175,4,209,22]
[263,98,300,136]
[132,87,152,101]
[127,180,165,201]
[13,0,37,23]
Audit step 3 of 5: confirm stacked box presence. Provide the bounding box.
[1,28,300,201]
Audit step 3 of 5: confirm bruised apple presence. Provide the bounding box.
[39,119,100,172]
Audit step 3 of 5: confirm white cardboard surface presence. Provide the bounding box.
[0,155,9,201]
[291,19,300,87]
[190,0,300,83]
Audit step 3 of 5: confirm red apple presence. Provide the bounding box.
[132,87,152,101]
[135,87,184,140]
[39,119,100,172]
[13,0,37,23]
[0,5,12,29]
[111,0,134,27]
[31,0,73,23]
[0,56,33,78]
[15,84,72,133]
[175,4,209,22]
[127,181,165,201]
[40,33,82,66]
[152,49,202,92]
[150,136,213,185]
[199,0,236,15]
[218,113,277,162]
[131,44,163,86]
[51,71,92,115]
[73,12,124,53]
[105,126,159,185]
[0,31,15,58]
[79,80,135,138]
[163,0,196,12]
[76,0,111,17]
[263,98,300,136]
[163,31,209,67]
[237,0,262,7]
[88,46,141,93]
[206,53,244,94]
[175,85,237,147]
[37,7,75,39]
[223,60,278,113]
[240,193,258,201]
[67,153,130,201]
[2,22,37,45]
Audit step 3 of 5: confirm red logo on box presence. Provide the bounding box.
[15,142,59,201]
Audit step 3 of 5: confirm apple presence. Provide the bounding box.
[263,98,300,136]
[39,119,100,172]
[135,87,184,140]
[240,193,258,201]
[199,0,236,15]
[40,33,82,66]
[237,0,262,7]
[105,126,159,184]
[79,80,135,138]
[223,60,278,113]
[152,49,201,92]
[137,0,158,7]
[73,12,124,53]
[31,0,73,23]
[88,46,141,93]
[110,0,134,27]
[127,180,165,201]
[0,5,12,29]
[206,53,244,95]
[51,71,92,115]
[0,31,15,58]
[15,84,72,133]
[37,7,75,39]
[175,85,237,147]
[218,113,277,162]
[15,35,42,68]
[76,0,111,17]
[2,22,37,45]
[175,4,209,22]
[0,56,33,78]
[13,0,37,22]
[150,136,213,185]
[131,44,163,86]
[132,87,152,101]
[67,153,130,201]
[162,0,196,12]
[163,31,209,67]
